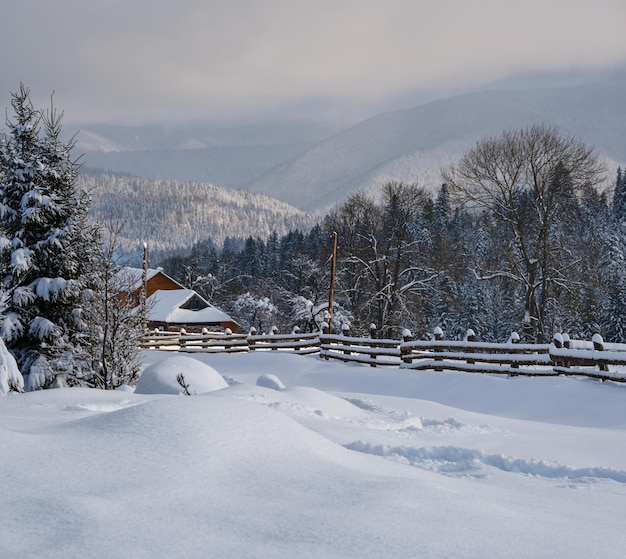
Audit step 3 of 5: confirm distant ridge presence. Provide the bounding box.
[244,78,626,212]
[74,79,625,214]
[73,120,340,188]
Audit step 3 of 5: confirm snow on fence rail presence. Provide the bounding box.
[319,334,401,367]
[549,333,626,382]
[248,327,320,355]
[139,327,320,355]
[139,329,248,353]
[138,327,626,382]
[399,329,553,376]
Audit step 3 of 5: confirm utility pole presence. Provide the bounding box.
[141,242,148,333]
[328,231,338,334]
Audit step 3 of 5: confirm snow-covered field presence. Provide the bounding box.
[2,350,626,559]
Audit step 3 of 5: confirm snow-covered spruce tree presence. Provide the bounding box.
[0,84,99,389]
[612,167,626,222]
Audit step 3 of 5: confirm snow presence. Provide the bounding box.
[10,247,33,274]
[34,277,68,301]
[256,373,286,391]
[134,355,228,395]
[2,351,626,558]
[0,336,22,395]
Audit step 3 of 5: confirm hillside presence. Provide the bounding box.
[245,78,626,212]
[74,120,340,188]
[81,172,314,260]
[82,143,316,188]
[74,79,626,214]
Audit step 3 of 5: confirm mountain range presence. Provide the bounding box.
[76,78,626,215]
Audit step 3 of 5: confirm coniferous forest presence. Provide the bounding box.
[160,126,626,344]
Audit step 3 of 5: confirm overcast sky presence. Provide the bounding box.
[1,0,625,126]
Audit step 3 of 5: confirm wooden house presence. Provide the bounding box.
[118,267,241,333]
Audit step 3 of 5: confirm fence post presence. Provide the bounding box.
[552,332,563,369]
[433,327,443,371]
[341,323,351,355]
[561,333,571,369]
[401,329,413,364]
[179,328,187,349]
[271,326,279,350]
[248,326,257,351]
[592,333,608,372]
[509,331,520,368]
[321,322,329,360]
[465,328,476,364]
[200,327,210,349]
[369,324,378,367]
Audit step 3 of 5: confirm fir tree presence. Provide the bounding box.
[0,84,99,388]
[612,166,626,222]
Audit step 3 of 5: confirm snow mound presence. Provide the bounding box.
[224,383,371,421]
[135,355,228,395]
[256,373,286,391]
[115,384,135,392]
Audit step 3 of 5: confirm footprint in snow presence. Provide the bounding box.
[345,441,626,484]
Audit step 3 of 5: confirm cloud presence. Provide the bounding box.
[1,0,625,124]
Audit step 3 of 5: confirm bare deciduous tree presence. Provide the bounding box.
[325,183,438,338]
[442,125,605,341]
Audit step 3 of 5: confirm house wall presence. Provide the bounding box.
[146,273,184,298]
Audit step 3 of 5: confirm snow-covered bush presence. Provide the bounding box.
[0,335,22,395]
[232,292,280,333]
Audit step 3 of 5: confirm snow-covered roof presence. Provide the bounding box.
[147,289,233,325]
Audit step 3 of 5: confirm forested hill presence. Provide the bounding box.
[74,79,626,214]
[245,78,626,212]
[81,171,314,260]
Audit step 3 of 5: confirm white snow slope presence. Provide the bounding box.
[2,351,625,559]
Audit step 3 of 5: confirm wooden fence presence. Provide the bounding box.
[549,333,626,382]
[399,339,553,376]
[138,327,626,382]
[139,327,319,355]
[319,333,401,366]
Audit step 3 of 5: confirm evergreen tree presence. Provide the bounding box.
[0,85,99,388]
[612,166,626,222]
[598,230,626,342]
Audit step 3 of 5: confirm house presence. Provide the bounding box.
[118,267,241,333]
[147,289,241,333]
[116,266,186,299]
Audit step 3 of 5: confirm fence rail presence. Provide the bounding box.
[320,334,401,367]
[248,331,320,354]
[549,333,626,382]
[400,339,553,376]
[139,330,248,353]
[138,328,626,382]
